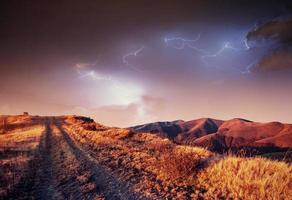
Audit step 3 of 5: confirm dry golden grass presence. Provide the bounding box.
[64,118,292,199]
[65,121,207,198]
[0,115,44,134]
[198,156,292,200]
[0,125,44,150]
[0,155,32,196]
[157,145,212,182]
[0,123,44,197]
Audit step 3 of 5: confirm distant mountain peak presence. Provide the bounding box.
[130,117,292,153]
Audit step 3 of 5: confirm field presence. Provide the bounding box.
[0,115,44,197]
[0,115,291,199]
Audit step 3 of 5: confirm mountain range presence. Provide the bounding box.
[130,118,292,153]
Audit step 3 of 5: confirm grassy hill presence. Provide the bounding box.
[0,115,291,199]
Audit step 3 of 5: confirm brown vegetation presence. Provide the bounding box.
[157,146,210,181]
[0,123,44,197]
[1,115,291,199]
[65,116,292,199]
[198,157,292,199]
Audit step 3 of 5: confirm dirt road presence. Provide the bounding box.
[4,118,145,200]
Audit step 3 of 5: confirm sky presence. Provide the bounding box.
[0,0,292,127]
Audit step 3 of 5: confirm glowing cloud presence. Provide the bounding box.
[108,82,143,105]
[74,63,144,106]
[75,63,112,81]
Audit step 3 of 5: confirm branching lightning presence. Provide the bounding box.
[164,34,210,54]
[164,34,254,74]
[122,46,145,72]
[200,41,250,68]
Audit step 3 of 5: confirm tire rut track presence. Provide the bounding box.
[55,121,146,200]
[3,119,62,200]
[33,120,60,199]
[4,118,144,200]
[50,122,98,200]
[47,119,104,199]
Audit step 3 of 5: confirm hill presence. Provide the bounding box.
[0,115,291,199]
[130,118,292,153]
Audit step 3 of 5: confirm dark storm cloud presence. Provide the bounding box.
[0,0,288,71]
[247,16,292,46]
[253,50,292,72]
[247,16,292,72]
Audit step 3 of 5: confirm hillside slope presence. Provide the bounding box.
[131,118,292,153]
[0,115,291,199]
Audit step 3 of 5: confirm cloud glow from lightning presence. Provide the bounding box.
[75,63,112,81]
[74,63,144,106]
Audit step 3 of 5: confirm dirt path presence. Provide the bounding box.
[33,120,60,199]
[4,118,144,200]
[55,121,145,200]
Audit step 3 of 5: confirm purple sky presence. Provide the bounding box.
[1,0,292,127]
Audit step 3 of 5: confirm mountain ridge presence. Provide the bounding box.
[130,118,292,153]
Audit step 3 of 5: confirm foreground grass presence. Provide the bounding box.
[0,125,44,150]
[3,116,289,199]
[198,157,291,200]
[65,116,292,199]
[0,124,44,197]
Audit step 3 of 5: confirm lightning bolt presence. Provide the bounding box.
[75,63,112,81]
[164,34,209,54]
[201,41,250,67]
[244,38,251,50]
[122,46,145,72]
[239,60,258,74]
[164,34,253,74]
